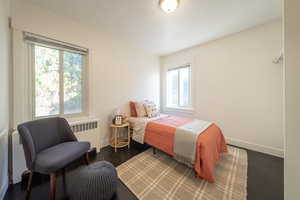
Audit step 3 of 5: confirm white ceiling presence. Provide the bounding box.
[28,0,282,55]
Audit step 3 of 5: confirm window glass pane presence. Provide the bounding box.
[179,67,190,106]
[63,51,83,114]
[167,70,179,106]
[35,45,60,117]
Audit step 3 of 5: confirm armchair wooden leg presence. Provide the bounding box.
[84,152,90,165]
[25,171,33,200]
[50,173,57,200]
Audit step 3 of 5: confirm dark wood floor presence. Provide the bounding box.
[4,141,283,200]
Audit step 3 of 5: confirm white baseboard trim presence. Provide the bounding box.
[226,137,284,158]
[0,182,8,200]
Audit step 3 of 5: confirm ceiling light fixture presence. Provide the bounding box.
[159,0,180,14]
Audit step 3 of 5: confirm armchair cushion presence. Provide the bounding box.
[34,141,90,174]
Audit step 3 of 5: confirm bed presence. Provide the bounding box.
[128,114,228,183]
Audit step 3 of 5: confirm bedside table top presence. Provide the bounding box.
[111,123,129,128]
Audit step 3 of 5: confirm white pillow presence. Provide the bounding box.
[144,102,159,118]
[134,101,147,117]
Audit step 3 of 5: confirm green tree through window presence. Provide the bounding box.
[34,45,85,117]
[64,51,83,114]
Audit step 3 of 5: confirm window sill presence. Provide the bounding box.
[65,116,99,125]
[164,106,194,114]
[34,113,89,121]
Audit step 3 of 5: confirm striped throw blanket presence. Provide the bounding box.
[174,120,212,166]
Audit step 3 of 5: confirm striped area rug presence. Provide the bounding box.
[117,146,247,200]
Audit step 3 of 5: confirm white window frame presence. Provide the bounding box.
[28,43,88,119]
[166,64,193,110]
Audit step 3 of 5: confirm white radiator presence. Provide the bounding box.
[69,118,101,151]
[12,118,101,184]
[0,130,9,200]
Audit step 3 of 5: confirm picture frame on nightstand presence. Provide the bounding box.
[114,115,123,125]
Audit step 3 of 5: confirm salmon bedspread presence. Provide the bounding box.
[144,116,228,183]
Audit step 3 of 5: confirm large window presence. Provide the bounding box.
[28,39,87,118]
[166,65,191,108]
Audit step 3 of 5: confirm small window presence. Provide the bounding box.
[33,45,86,118]
[166,65,191,108]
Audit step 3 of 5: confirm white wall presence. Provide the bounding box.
[161,20,284,157]
[284,0,300,199]
[0,0,11,198]
[12,0,160,148]
[0,0,10,131]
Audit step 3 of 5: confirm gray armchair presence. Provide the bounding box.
[18,117,91,200]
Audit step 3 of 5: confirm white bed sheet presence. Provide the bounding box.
[128,114,168,144]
